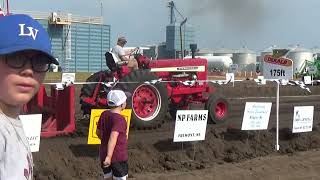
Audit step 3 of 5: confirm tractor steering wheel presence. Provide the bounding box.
[128,47,140,59]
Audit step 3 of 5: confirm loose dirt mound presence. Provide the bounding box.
[34,81,320,179]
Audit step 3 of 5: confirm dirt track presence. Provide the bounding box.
[33,81,320,180]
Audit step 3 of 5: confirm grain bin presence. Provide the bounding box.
[311,46,320,59]
[285,46,314,73]
[259,45,277,72]
[213,47,233,58]
[260,46,276,62]
[185,55,233,72]
[195,49,214,56]
[233,47,256,71]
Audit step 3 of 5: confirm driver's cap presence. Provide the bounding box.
[117,36,127,43]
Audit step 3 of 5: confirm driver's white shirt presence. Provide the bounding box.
[112,45,125,59]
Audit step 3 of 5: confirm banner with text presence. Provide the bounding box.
[173,110,208,142]
[292,106,314,133]
[263,55,293,80]
[241,102,272,130]
[20,114,42,152]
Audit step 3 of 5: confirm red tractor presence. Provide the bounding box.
[80,49,230,129]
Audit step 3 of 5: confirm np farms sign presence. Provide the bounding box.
[173,110,208,142]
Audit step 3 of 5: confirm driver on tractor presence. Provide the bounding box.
[111,36,138,70]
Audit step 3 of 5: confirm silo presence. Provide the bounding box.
[260,46,276,62]
[285,46,314,73]
[233,47,256,71]
[195,49,213,56]
[185,55,232,72]
[311,46,320,59]
[213,47,233,58]
[259,46,276,72]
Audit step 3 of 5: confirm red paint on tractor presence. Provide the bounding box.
[215,102,227,120]
[132,85,158,119]
[24,85,76,137]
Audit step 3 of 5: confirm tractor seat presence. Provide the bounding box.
[105,52,127,72]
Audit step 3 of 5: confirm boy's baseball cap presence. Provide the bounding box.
[0,14,59,65]
[107,89,131,107]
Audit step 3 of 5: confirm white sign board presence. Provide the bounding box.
[308,66,317,74]
[304,76,312,85]
[292,106,314,133]
[226,73,235,82]
[229,64,238,73]
[61,73,76,84]
[173,110,208,142]
[19,114,42,152]
[263,55,293,80]
[241,102,272,130]
[257,76,266,85]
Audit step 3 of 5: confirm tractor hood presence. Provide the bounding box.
[149,58,208,72]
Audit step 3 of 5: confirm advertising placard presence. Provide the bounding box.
[304,76,312,85]
[20,114,42,152]
[61,73,76,84]
[229,64,238,73]
[241,102,272,130]
[292,106,314,133]
[263,55,293,80]
[173,110,208,142]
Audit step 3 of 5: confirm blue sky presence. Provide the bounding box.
[5,0,320,52]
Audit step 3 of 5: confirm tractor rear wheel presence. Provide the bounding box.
[80,71,105,97]
[116,70,169,129]
[80,70,111,115]
[205,93,229,124]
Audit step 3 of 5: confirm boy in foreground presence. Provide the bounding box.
[0,14,59,179]
[97,90,131,180]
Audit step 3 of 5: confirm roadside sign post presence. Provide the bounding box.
[173,110,208,161]
[241,102,272,130]
[276,81,280,151]
[20,114,42,152]
[226,73,235,87]
[308,66,317,86]
[262,55,294,151]
[292,106,314,133]
[229,64,238,87]
[262,55,293,80]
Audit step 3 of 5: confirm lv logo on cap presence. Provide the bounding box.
[18,24,39,40]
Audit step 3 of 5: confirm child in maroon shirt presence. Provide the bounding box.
[96,89,131,180]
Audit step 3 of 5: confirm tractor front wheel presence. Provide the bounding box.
[116,70,169,129]
[205,93,229,124]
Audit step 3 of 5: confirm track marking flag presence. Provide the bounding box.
[87,109,132,144]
